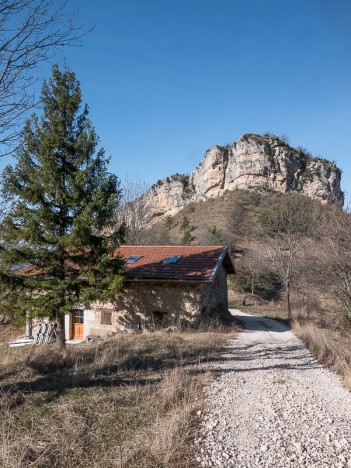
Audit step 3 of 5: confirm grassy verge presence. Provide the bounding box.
[292,322,351,390]
[0,324,237,467]
[228,295,288,321]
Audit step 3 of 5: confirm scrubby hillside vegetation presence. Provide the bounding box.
[139,189,346,322]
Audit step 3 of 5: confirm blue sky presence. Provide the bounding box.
[7,0,351,199]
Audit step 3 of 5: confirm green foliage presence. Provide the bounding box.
[279,134,290,145]
[179,216,192,245]
[208,225,222,245]
[258,197,314,239]
[231,268,282,300]
[296,145,313,158]
[0,65,125,337]
[229,273,253,293]
[164,215,174,230]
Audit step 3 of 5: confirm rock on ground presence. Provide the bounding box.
[195,310,351,467]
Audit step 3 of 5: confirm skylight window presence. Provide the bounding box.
[10,263,32,273]
[126,255,142,263]
[163,256,182,264]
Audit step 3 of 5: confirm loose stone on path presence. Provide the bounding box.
[195,310,351,467]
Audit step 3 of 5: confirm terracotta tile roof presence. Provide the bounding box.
[115,245,235,283]
[15,264,42,277]
[15,246,235,282]
[15,258,80,277]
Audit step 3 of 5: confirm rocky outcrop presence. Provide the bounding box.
[142,134,343,223]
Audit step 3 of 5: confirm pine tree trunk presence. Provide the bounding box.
[55,314,66,350]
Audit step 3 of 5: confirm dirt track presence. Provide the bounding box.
[195,310,351,467]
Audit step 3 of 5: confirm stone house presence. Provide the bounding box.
[67,245,235,340]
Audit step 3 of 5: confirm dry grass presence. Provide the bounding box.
[229,290,340,326]
[293,322,351,390]
[0,325,237,467]
[228,293,288,322]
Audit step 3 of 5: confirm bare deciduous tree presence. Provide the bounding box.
[115,176,148,245]
[244,247,270,296]
[257,195,315,318]
[0,0,88,153]
[317,208,351,323]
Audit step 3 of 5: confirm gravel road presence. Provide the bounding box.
[195,310,351,467]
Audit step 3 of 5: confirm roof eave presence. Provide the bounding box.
[209,247,235,282]
[125,277,211,285]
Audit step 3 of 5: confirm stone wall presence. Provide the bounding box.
[198,266,229,318]
[87,272,229,335]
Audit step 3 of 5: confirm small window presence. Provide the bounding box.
[101,310,112,325]
[73,310,84,324]
[163,255,182,264]
[126,255,142,263]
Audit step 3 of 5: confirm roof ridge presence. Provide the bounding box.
[119,245,227,248]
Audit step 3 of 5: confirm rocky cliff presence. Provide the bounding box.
[142,134,343,223]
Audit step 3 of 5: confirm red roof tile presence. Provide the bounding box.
[16,246,235,282]
[115,245,235,282]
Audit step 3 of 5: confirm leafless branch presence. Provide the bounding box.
[0,0,91,154]
[114,176,149,245]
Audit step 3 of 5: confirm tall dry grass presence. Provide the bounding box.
[293,321,351,389]
[0,326,237,467]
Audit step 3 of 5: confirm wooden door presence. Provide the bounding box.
[72,310,84,340]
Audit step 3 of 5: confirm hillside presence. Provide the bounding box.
[139,133,343,225]
[140,188,261,248]
[140,188,351,329]
[131,133,349,337]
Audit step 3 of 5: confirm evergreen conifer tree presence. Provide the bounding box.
[180,216,192,245]
[0,65,125,349]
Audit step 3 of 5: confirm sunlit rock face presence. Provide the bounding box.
[141,134,343,224]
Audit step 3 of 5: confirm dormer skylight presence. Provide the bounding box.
[126,255,142,263]
[163,255,182,264]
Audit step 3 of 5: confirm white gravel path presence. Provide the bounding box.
[195,310,351,467]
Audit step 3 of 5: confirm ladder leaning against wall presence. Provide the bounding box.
[34,322,57,344]
[9,321,57,348]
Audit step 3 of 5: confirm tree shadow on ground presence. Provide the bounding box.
[0,314,316,411]
[231,313,290,332]
[0,340,323,414]
[0,338,226,408]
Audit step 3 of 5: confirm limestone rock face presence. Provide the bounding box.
[143,174,191,221]
[141,134,343,224]
[189,145,229,200]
